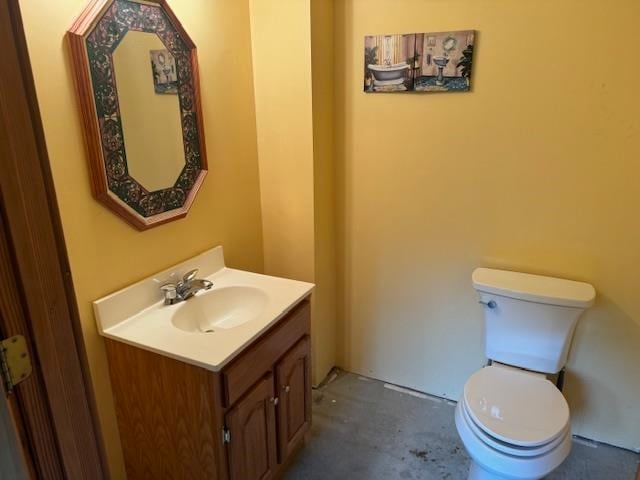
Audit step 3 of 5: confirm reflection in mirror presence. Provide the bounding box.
[112,31,185,192]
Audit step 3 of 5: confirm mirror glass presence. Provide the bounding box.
[67,0,207,230]
[112,31,185,192]
[443,36,457,52]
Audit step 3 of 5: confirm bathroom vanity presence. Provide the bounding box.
[94,247,314,479]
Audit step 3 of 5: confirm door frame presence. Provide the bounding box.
[0,0,107,478]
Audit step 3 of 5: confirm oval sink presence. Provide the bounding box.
[171,286,268,333]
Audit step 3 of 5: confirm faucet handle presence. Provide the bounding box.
[182,269,198,284]
[160,283,178,305]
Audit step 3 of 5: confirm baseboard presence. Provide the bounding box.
[313,366,341,389]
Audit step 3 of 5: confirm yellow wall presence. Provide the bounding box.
[311,0,338,385]
[249,0,337,383]
[249,0,315,283]
[19,0,264,477]
[335,0,640,450]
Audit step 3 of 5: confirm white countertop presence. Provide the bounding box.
[93,246,314,371]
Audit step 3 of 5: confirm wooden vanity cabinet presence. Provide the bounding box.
[105,298,311,480]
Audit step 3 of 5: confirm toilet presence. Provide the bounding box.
[455,268,596,480]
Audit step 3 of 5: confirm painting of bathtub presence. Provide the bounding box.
[364,34,416,92]
[364,30,475,93]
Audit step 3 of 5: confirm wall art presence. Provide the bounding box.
[364,30,475,93]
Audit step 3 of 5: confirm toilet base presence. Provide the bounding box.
[468,461,514,480]
[469,461,492,480]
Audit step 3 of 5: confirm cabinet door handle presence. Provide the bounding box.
[270,397,279,406]
[283,385,291,394]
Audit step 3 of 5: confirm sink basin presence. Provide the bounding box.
[94,246,315,370]
[433,56,450,67]
[171,286,268,333]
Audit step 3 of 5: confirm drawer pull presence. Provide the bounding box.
[270,397,279,406]
[283,385,291,394]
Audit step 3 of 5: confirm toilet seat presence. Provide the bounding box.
[455,366,573,479]
[460,396,569,458]
[463,366,570,448]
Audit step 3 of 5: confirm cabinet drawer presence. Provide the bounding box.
[222,299,310,406]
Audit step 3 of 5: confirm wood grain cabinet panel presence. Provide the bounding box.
[275,336,311,461]
[223,301,311,407]
[105,298,311,480]
[105,338,222,480]
[226,374,278,480]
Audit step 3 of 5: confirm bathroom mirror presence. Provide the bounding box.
[68,0,207,230]
[442,36,457,52]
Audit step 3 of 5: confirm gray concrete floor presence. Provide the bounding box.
[284,371,640,480]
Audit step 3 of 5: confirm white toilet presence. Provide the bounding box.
[455,268,596,480]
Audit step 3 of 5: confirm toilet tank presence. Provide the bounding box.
[472,268,596,374]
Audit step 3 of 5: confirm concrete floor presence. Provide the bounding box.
[284,371,640,480]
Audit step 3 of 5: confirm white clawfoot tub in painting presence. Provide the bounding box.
[367,63,410,87]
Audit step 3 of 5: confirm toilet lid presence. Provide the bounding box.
[463,366,570,447]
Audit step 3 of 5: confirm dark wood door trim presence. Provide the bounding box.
[0,0,107,478]
[0,217,64,480]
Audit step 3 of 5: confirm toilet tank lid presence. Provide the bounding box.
[472,268,595,308]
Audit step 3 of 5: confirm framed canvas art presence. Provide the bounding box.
[364,30,475,93]
[150,49,178,94]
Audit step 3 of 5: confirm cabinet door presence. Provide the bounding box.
[275,336,311,461]
[226,374,278,480]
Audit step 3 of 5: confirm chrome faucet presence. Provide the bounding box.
[160,269,213,305]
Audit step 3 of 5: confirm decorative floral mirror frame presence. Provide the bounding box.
[67,0,207,230]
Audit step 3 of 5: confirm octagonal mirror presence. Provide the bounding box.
[68,0,207,230]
